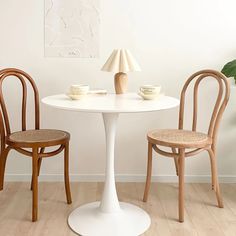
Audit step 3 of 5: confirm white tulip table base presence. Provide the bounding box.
[68,201,151,236]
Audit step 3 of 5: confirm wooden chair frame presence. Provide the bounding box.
[143,69,230,222]
[0,68,72,221]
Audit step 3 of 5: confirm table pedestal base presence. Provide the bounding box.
[68,201,151,236]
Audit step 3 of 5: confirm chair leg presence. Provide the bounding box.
[178,148,185,223]
[64,142,72,204]
[0,147,10,191]
[32,148,39,222]
[207,148,223,208]
[143,142,153,202]
[30,148,44,190]
[172,148,179,176]
[209,150,216,191]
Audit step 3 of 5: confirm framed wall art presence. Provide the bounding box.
[45,0,100,58]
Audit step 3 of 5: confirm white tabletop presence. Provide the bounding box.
[42,93,179,113]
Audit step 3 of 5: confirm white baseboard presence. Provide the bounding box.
[4,174,236,183]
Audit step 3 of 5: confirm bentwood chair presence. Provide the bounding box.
[0,68,72,221]
[143,69,230,222]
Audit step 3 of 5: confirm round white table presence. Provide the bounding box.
[42,93,179,236]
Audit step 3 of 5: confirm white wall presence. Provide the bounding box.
[1,0,236,182]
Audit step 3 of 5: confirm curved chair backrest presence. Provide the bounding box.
[179,69,230,148]
[0,68,40,141]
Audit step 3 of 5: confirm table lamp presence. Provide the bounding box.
[101,49,141,94]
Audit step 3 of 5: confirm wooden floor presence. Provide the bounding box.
[0,183,236,236]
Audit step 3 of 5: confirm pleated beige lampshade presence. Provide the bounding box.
[101,49,141,73]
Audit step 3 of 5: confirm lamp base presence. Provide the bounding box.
[114,72,128,94]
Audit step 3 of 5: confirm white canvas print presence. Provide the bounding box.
[45,0,100,58]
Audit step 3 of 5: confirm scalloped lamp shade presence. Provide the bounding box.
[101,49,141,94]
[101,49,141,73]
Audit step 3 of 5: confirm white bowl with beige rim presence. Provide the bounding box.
[139,85,162,100]
[70,84,90,95]
[67,84,90,100]
[140,85,161,95]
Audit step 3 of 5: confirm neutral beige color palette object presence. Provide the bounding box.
[101,49,141,94]
[0,68,72,222]
[143,69,230,222]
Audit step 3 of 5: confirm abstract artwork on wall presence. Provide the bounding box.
[45,0,100,58]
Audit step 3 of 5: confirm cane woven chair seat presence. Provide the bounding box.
[7,129,70,148]
[147,129,212,148]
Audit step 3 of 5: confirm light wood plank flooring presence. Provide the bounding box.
[0,183,236,236]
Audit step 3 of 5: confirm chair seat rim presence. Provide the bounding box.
[147,129,212,149]
[6,129,70,148]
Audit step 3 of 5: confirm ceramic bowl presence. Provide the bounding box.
[138,92,164,100]
[140,85,161,95]
[70,84,90,95]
